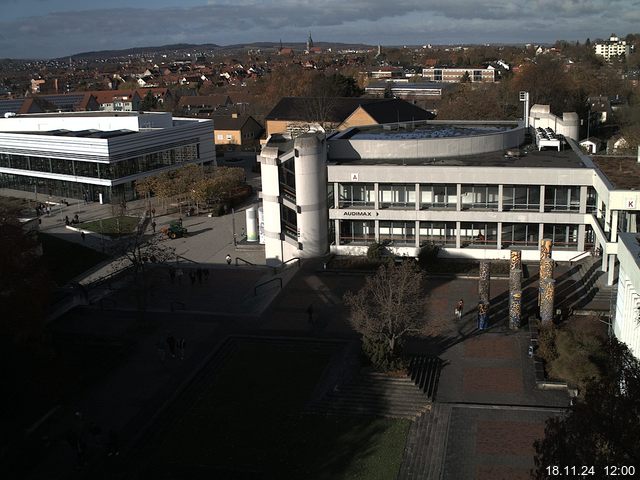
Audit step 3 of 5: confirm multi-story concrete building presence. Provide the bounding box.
[0,111,214,203]
[595,34,632,61]
[422,66,495,83]
[613,233,640,358]
[259,106,639,292]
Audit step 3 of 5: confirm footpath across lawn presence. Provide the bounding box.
[137,339,410,480]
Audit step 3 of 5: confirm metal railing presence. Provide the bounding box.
[569,250,592,265]
[254,277,282,296]
[236,257,277,274]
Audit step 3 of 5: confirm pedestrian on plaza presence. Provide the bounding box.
[226,254,232,265]
[65,215,70,226]
[167,335,177,358]
[151,208,156,218]
[178,217,183,226]
[189,270,196,285]
[454,299,464,319]
[73,213,79,224]
[151,221,156,233]
[178,338,186,360]
[80,231,86,242]
[197,268,203,284]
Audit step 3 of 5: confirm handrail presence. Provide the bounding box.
[569,250,592,265]
[237,257,277,274]
[276,257,301,273]
[176,254,197,264]
[254,277,282,296]
[235,257,256,266]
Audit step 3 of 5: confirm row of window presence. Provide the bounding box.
[0,144,199,180]
[335,183,595,212]
[338,220,584,248]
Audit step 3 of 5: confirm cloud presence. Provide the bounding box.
[0,1,636,58]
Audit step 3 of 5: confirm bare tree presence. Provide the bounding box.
[344,261,425,368]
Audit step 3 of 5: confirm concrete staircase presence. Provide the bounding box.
[305,370,432,419]
[397,403,452,480]
[562,257,615,314]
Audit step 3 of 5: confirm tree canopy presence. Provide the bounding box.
[533,339,640,477]
[344,260,425,369]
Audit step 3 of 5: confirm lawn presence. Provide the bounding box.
[40,233,110,285]
[78,215,139,237]
[138,340,410,479]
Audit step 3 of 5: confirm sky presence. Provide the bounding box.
[0,0,638,59]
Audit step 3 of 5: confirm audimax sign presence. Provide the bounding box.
[343,211,379,217]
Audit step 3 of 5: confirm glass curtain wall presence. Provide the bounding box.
[338,183,375,208]
[339,220,375,244]
[419,221,456,246]
[502,185,540,211]
[420,184,457,209]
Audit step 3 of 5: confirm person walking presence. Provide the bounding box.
[454,299,464,319]
[226,254,232,265]
[151,221,156,233]
[80,231,86,242]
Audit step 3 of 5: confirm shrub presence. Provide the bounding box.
[367,242,386,260]
[362,336,406,372]
[417,242,440,270]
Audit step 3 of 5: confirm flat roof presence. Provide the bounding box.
[592,156,640,190]
[342,123,515,140]
[329,143,587,169]
[13,129,136,139]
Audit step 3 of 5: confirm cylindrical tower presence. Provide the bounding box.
[509,290,522,330]
[540,278,556,324]
[294,134,328,258]
[245,206,258,242]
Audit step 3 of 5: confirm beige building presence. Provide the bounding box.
[213,114,263,151]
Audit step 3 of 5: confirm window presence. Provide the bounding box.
[544,186,580,212]
[339,220,375,245]
[226,134,233,140]
[461,185,498,210]
[501,223,539,247]
[460,222,498,247]
[586,187,597,214]
[217,134,223,140]
[280,205,297,240]
[543,224,579,248]
[278,158,296,201]
[338,183,374,208]
[378,184,415,208]
[502,185,540,211]
[419,221,456,246]
[379,221,415,245]
[420,184,456,209]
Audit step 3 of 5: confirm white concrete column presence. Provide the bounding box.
[497,222,502,250]
[333,182,339,209]
[607,254,616,286]
[415,220,420,248]
[498,185,503,212]
[611,210,619,242]
[539,185,546,213]
[579,186,588,214]
[334,219,340,246]
[456,221,461,248]
[415,183,420,211]
[578,224,586,251]
[456,183,462,212]
[602,251,608,272]
[375,219,380,242]
[374,183,379,210]
[539,223,545,245]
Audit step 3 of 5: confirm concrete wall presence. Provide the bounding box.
[529,104,580,140]
[615,233,640,359]
[328,125,524,160]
